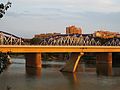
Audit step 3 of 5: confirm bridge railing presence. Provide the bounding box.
[33,34,120,46]
[0,31,30,45]
[0,31,120,46]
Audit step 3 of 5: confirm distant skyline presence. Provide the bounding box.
[0,0,120,38]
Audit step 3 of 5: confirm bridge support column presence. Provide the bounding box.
[60,52,84,73]
[25,53,42,68]
[96,52,112,64]
[96,52,112,76]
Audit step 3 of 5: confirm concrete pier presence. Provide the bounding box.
[96,52,112,64]
[96,52,112,76]
[25,53,42,68]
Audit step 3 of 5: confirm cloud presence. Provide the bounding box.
[12,0,120,14]
[60,0,120,13]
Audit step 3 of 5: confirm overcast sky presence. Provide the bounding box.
[0,0,120,38]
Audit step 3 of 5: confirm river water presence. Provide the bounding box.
[0,58,120,90]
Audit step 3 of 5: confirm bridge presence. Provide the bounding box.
[0,31,120,73]
[0,45,120,53]
[0,31,30,45]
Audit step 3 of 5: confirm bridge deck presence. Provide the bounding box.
[0,45,120,53]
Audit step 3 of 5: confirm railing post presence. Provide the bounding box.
[10,35,13,45]
[19,38,22,45]
[0,32,4,45]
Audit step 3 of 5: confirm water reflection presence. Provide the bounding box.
[61,72,80,90]
[25,62,120,77]
[1,59,120,90]
[112,68,120,76]
[96,63,120,76]
[26,67,41,78]
[96,63,112,76]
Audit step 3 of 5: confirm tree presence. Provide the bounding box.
[0,1,12,18]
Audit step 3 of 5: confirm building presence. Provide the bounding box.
[93,30,119,39]
[66,26,82,34]
[34,33,61,38]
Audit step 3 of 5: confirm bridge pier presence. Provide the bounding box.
[96,52,112,64]
[60,52,84,72]
[96,52,112,76]
[25,53,42,68]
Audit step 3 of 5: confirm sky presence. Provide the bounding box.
[0,0,120,38]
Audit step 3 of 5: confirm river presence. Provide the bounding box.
[0,58,120,90]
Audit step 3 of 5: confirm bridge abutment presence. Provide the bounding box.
[25,53,42,68]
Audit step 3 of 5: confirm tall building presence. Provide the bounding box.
[66,26,82,34]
